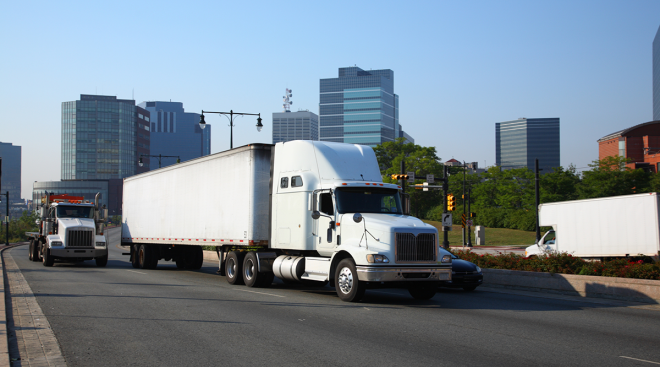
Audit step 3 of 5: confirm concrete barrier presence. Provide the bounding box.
[483,268,660,304]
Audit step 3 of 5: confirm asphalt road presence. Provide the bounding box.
[7,227,660,367]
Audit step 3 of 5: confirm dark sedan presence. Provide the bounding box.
[439,248,483,291]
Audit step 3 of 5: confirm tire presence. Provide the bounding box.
[335,258,365,302]
[259,272,275,288]
[138,245,157,269]
[42,246,54,267]
[185,246,203,270]
[131,245,140,268]
[174,246,185,269]
[96,254,108,267]
[28,240,33,261]
[408,283,438,300]
[33,241,41,262]
[463,285,478,292]
[225,251,245,285]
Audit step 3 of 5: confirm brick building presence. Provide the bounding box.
[598,120,660,172]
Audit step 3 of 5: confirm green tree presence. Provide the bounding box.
[577,156,651,199]
[540,165,580,203]
[375,139,445,219]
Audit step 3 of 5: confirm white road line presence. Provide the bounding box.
[232,288,286,298]
[127,270,147,275]
[620,356,660,365]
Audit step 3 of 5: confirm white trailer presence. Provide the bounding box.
[525,192,660,259]
[122,141,452,302]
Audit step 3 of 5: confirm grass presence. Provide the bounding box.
[423,220,539,247]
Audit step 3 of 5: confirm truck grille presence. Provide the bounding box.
[395,233,437,262]
[67,229,94,248]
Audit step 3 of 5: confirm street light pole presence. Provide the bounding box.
[199,110,263,150]
[139,154,180,169]
[442,165,449,249]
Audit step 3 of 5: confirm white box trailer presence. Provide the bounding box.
[525,192,660,259]
[122,142,453,302]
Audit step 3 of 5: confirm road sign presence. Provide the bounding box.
[407,172,415,183]
[466,219,473,227]
[442,213,452,227]
[426,174,434,183]
[461,213,467,228]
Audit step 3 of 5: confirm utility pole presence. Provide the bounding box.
[462,161,466,247]
[535,158,541,244]
[467,187,472,247]
[442,165,449,249]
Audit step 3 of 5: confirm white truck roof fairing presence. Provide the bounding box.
[274,141,383,188]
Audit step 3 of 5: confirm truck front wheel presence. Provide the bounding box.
[96,254,108,267]
[226,251,245,285]
[408,283,438,300]
[42,246,54,267]
[335,258,365,302]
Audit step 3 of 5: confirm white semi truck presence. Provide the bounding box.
[26,193,109,267]
[525,192,660,260]
[121,141,452,302]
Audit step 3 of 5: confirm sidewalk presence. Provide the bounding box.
[0,243,18,367]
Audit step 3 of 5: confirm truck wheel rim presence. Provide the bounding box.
[245,259,254,281]
[227,258,236,279]
[338,267,353,294]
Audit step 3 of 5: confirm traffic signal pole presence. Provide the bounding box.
[442,165,449,249]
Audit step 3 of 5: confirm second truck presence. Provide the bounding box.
[121,141,452,302]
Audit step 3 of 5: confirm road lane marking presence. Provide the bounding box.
[620,356,660,365]
[127,270,147,275]
[232,288,285,298]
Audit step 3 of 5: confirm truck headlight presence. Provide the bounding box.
[441,255,452,263]
[366,254,389,263]
[96,242,106,247]
[51,241,63,246]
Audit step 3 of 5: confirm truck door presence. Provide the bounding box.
[314,191,337,252]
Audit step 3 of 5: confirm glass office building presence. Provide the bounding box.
[32,179,123,216]
[138,101,210,170]
[319,67,399,146]
[0,142,22,217]
[272,111,319,143]
[654,24,660,121]
[62,95,148,180]
[496,118,560,172]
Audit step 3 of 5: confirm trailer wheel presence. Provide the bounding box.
[42,246,54,267]
[408,283,438,300]
[131,245,140,268]
[28,240,34,261]
[96,254,108,267]
[141,244,158,269]
[226,251,245,285]
[34,241,42,262]
[335,258,365,302]
[259,272,275,288]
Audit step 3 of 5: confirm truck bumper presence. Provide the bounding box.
[50,248,108,258]
[356,266,451,282]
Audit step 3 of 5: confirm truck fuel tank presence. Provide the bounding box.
[273,255,305,281]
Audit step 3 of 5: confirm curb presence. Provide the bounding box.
[0,243,22,367]
[482,268,660,304]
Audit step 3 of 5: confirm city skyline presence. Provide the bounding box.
[2,1,660,198]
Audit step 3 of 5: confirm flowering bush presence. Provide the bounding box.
[451,250,660,280]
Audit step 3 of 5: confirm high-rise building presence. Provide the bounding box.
[653,24,660,120]
[398,124,414,144]
[62,94,150,180]
[272,111,319,143]
[319,66,399,146]
[272,88,319,143]
[0,142,22,217]
[495,118,560,172]
[138,101,210,169]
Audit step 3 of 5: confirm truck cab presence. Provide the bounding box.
[525,229,556,257]
[268,141,452,301]
[27,193,108,267]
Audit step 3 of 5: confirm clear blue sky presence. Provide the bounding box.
[2,0,659,199]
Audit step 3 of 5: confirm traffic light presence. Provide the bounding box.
[447,194,456,211]
[470,212,477,218]
[390,174,409,180]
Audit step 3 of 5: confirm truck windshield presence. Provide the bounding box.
[56,205,94,219]
[335,187,402,214]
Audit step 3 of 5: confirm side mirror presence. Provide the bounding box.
[311,211,321,220]
[353,213,363,223]
[35,219,41,226]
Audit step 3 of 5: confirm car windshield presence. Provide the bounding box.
[439,248,459,260]
[335,187,402,214]
[56,205,94,219]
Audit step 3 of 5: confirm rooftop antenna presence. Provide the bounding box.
[282,88,293,112]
